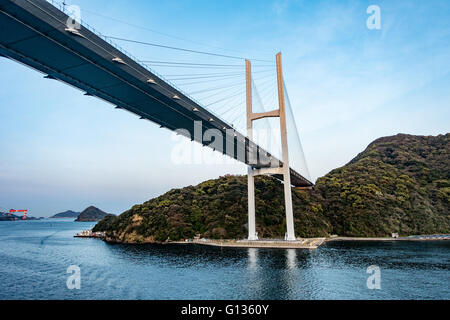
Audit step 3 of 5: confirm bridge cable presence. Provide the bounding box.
[140,60,274,68]
[205,89,246,107]
[80,7,275,58]
[103,36,274,63]
[166,74,244,81]
[187,81,244,95]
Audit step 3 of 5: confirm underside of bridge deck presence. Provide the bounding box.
[0,0,313,188]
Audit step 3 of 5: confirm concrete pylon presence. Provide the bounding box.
[276,53,296,241]
[246,60,258,241]
[245,53,296,242]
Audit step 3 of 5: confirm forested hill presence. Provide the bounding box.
[94,133,449,243]
[76,206,112,222]
[50,210,80,219]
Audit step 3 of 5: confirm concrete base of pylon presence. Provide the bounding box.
[248,233,258,241]
[284,233,297,241]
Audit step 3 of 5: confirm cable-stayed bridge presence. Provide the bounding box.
[0,0,313,240]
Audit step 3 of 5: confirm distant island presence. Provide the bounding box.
[76,206,113,222]
[50,210,80,219]
[93,133,450,243]
[0,214,44,221]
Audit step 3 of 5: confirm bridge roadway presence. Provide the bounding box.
[0,0,313,187]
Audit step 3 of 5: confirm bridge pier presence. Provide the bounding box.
[246,60,258,241]
[245,53,296,241]
[276,53,296,241]
[247,167,258,240]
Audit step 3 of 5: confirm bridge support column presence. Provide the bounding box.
[245,53,297,242]
[247,167,258,240]
[276,53,296,241]
[246,60,258,241]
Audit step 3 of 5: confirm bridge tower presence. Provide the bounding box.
[246,52,296,241]
[245,52,296,241]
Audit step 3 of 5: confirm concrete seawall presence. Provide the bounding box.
[326,235,450,242]
[175,238,327,249]
[172,235,449,249]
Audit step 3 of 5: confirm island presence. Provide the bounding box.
[93,133,449,244]
[75,206,114,222]
[0,214,44,221]
[49,210,80,219]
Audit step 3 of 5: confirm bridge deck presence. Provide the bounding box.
[0,0,313,187]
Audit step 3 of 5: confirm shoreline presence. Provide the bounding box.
[76,227,450,248]
[171,235,450,249]
[172,238,327,249]
[89,234,450,249]
[326,235,450,243]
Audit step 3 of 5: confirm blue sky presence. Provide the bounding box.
[0,0,449,217]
